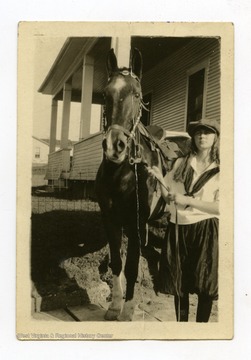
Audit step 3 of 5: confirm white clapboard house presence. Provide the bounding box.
[32,136,52,187]
[38,36,220,194]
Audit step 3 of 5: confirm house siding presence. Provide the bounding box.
[69,132,103,181]
[32,137,49,186]
[45,149,71,180]
[46,38,221,183]
[32,138,50,164]
[142,38,221,131]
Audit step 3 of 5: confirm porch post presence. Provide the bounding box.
[79,55,94,140]
[61,82,72,149]
[111,37,131,68]
[49,99,58,153]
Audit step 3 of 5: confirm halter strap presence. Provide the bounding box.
[107,69,141,84]
[103,69,145,165]
[107,124,132,137]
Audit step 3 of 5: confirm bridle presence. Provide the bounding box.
[102,69,148,165]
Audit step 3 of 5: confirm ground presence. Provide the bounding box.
[31,196,218,322]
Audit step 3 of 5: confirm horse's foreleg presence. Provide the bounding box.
[105,273,123,320]
[103,220,124,321]
[117,226,142,321]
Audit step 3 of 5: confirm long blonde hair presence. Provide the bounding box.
[173,134,220,183]
[191,134,220,164]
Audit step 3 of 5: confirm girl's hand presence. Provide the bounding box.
[147,166,170,202]
[147,166,164,182]
[169,192,219,215]
[169,193,190,207]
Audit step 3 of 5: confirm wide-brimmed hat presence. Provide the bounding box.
[188,118,220,137]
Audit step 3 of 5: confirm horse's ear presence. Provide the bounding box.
[130,48,142,80]
[107,48,118,75]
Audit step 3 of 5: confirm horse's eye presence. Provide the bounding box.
[134,93,140,98]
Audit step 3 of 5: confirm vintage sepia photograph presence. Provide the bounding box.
[16,22,234,340]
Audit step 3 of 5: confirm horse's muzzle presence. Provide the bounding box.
[102,129,128,164]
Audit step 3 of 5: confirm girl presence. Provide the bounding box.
[148,118,220,322]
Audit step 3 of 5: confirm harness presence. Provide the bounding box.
[102,69,149,166]
[102,70,186,250]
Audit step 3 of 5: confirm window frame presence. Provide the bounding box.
[184,59,210,129]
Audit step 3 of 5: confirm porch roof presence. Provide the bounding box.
[38,36,193,101]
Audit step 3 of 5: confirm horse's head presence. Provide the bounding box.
[102,48,143,164]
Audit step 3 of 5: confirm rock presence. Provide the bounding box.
[60,247,111,305]
[86,280,111,305]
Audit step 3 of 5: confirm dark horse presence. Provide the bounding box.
[95,48,170,321]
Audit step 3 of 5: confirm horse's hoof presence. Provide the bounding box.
[117,300,134,321]
[104,308,121,321]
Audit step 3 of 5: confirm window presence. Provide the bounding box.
[186,61,209,127]
[35,147,40,159]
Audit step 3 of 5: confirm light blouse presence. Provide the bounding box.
[164,155,220,225]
